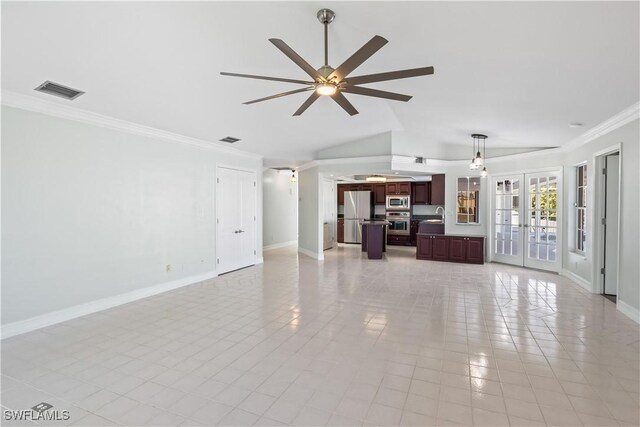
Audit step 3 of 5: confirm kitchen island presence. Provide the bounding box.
[361,221,389,259]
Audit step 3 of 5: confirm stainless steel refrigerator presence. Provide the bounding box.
[344,191,374,244]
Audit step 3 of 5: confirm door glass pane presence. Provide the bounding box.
[527,174,559,264]
[495,178,522,258]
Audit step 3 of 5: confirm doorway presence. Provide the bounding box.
[216,166,257,275]
[601,152,620,302]
[491,170,561,272]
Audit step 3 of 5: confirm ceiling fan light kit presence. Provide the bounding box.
[221,8,434,116]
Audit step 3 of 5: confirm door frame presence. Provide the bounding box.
[215,165,259,274]
[488,167,563,273]
[592,144,622,295]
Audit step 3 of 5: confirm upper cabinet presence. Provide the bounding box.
[373,184,386,205]
[430,174,446,205]
[337,185,346,204]
[337,183,385,205]
[386,182,411,195]
[412,182,431,205]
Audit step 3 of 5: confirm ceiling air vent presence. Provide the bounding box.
[220,136,240,143]
[34,81,85,100]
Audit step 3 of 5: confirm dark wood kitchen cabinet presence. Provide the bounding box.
[373,184,386,205]
[432,235,449,261]
[466,237,484,263]
[387,235,410,245]
[430,174,446,205]
[417,235,450,261]
[386,182,411,195]
[412,182,431,205]
[416,234,434,259]
[448,237,467,262]
[410,220,419,246]
[337,219,344,243]
[416,234,484,264]
[337,185,346,205]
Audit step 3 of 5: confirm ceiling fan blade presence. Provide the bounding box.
[331,91,359,116]
[243,87,313,105]
[269,38,323,81]
[346,66,434,85]
[328,35,388,82]
[293,92,321,116]
[342,86,412,102]
[221,72,314,85]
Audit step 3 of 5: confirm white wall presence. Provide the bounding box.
[262,169,297,249]
[1,106,263,327]
[297,167,321,259]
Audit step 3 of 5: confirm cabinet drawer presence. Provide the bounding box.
[387,235,410,245]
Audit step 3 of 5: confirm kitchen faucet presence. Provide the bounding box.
[435,206,445,223]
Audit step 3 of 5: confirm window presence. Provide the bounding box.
[576,164,587,253]
[456,177,481,224]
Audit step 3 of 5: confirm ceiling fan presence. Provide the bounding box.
[221,9,434,116]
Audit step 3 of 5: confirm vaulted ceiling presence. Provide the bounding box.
[2,2,638,165]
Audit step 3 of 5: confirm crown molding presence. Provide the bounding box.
[563,102,640,151]
[1,90,263,160]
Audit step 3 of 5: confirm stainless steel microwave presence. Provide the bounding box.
[386,195,410,210]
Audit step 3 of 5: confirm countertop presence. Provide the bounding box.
[361,220,391,225]
[416,232,485,238]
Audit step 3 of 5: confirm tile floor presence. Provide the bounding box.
[1,245,638,426]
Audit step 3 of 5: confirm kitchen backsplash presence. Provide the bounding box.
[412,205,442,215]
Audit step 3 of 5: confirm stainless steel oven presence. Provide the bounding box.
[386,195,410,210]
[386,211,410,235]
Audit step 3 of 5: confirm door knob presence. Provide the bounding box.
[239,230,245,233]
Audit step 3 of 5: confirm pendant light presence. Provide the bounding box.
[471,134,488,177]
[290,169,297,183]
[469,134,487,170]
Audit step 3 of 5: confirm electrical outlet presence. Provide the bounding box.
[165,264,172,273]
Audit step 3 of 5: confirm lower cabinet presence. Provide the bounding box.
[416,234,484,264]
[432,235,449,261]
[410,220,419,246]
[337,219,344,243]
[387,235,410,245]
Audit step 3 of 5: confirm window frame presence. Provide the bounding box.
[575,163,587,254]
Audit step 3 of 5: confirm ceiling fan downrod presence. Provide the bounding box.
[317,9,335,75]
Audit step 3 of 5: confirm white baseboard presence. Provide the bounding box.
[263,240,298,251]
[617,300,640,324]
[298,247,324,261]
[561,269,592,292]
[1,270,217,339]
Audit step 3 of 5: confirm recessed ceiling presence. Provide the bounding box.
[2,2,638,164]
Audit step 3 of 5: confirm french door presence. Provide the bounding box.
[216,167,257,274]
[492,171,561,272]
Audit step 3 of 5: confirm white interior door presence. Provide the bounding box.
[492,171,561,272]
[603,154,619,295]
[217,167,256,274]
